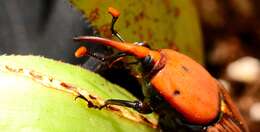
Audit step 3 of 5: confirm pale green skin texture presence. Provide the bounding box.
[0,55,157,132]
[69,0,203,63]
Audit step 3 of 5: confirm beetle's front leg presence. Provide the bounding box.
[101,99,153,114]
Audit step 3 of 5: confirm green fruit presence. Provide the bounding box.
[0,55,157,132]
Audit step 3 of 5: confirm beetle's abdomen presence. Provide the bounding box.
[150,49,220,125]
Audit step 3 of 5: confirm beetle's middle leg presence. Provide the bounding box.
[101,99,153,114]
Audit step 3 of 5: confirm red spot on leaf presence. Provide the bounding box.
[174,7,181,17]
[88,8,99,22]
[167,41,179,51]
[125,20,130,27]
[134,11,145,22]
[99,24,112,38]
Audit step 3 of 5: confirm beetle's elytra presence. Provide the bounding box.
[74,7,248,132]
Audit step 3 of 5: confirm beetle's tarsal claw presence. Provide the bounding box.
[74,95,80,101]
[99,104,108,110]
[74,94,87,101]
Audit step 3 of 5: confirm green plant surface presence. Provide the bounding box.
[0,55,157,132]
[70,0,203,63]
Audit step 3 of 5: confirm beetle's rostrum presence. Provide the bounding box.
[74,7,248,132]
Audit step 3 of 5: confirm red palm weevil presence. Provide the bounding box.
[74,7,248,132]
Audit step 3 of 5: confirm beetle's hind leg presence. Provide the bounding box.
[101,99,153,114]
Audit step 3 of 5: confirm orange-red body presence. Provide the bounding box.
[74,37,248,131]
[151,49,219,125]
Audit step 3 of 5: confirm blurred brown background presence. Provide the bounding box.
[194,0,260,131]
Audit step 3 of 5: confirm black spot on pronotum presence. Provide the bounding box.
[181,65,189,72]
[173,90,180,96]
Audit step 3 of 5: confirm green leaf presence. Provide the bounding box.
[69,0,203,63]
[0,55,157,132]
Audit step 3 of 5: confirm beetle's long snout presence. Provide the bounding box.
[74,36,161,62]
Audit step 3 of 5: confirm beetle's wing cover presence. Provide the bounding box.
[206,83,248,132]
[150,49,219,125]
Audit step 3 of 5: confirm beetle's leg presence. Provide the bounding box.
[125,61,140,65]
[87,50,139,67]
[101,99,153,114]
[110,11,124,42]
[86,51,126,62]
[106,52,127,67]
[74,94,100,109]
[107,52,142,67]
[106,52,127,61]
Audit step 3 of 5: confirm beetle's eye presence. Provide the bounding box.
[141,55,154,72]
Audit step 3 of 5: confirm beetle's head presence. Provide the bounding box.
[74,36,162,73]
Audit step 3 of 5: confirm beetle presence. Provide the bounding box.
[74,7,248,132]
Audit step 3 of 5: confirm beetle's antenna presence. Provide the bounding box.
[74,46,106,61]
[108,7,125,42]
[74,46,129,63]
